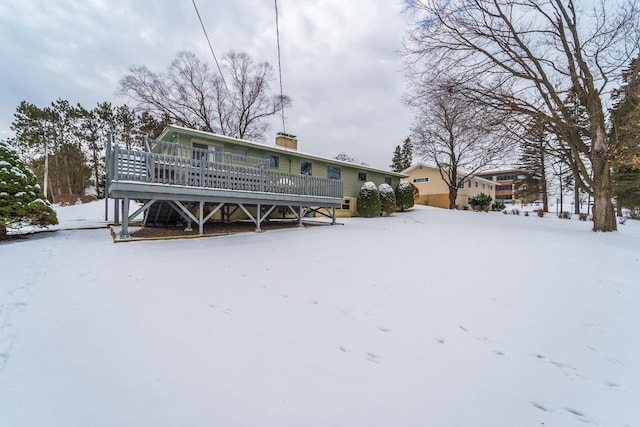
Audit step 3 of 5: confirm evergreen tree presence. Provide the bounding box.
[516,118,549,211]
[390,137,413,172]
[356,182,381,217]
[379,183,397,215]
[390,145,404,172]
[610,55,640,213]
[395,180,416,211]
[0,140,57,239]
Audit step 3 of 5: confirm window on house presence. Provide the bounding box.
[384,177,392,185]
[192,143,208,160]
[468,181,471,188]
[341,199,351,210]
[235,148,248,156]
[328,166,341,180]
[413,177,429,183]
[483,183,486,189]
[266,155,279,168]
[301,161,312,175]
[475,181,478,188]
[358,172,367,181]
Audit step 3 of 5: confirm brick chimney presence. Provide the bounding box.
[275,132,297,151]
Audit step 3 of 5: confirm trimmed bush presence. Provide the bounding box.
[395,180,415,211]
[378,183,397,216]
[357,181,381,217]
[469,193,493,210]
[0,140,57,239]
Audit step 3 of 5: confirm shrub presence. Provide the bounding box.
[511,208,520,215]
[537,210,544,217]
[357,181,381,217]
[524,210,529,217]
[579,213,589,221]
[469,193,492,210]
[492,201,506,211]
[0,140,58,239]
[395,180,415,211]
[378,183,396,216]
[559,211,571,219]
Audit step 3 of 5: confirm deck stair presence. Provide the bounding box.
[144,201,180,226]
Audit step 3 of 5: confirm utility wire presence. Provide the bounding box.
[191,0,233,102]
[274,0,286,133]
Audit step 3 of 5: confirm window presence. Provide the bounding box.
[475,181,478,188]
[235,148,247,156]
[358,172,367,181]
[328,166,341,180]
[482,183,486,189]
[192,143,208,160]
[341,199,351,210]
[468,181,471,188]
[384,177,392,185]
[413,177,429,183]
[301,161,312,175]
[266,155,279,168]
[490,185,493,190]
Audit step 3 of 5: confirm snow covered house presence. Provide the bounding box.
[402,163,496,209]
[106,125,405,235]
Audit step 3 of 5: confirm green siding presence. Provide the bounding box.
[159,127,404,199]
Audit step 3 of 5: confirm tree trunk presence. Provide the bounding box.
[574,178,580,215]
[43,140,49,200]
[589,128,617,231]
[0,223,6,240]
[448,186,457,209]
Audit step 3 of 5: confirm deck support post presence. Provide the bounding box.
[298,206,304,227]
[256,204,262,232]
[114,198,120,224]
[120,197,130,237]
[332,207,336,224]
[198,201,204,235]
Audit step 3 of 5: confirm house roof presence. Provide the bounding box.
[401,163,496,185]
[159,125,407,177]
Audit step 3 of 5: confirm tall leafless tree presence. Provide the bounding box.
[404,0,639,231]
[408,80,513,209]
[119,51,290,142]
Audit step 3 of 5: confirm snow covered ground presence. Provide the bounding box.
[1,202,638,427]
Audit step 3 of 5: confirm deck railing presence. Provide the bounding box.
[108,144,343,199]
[148,139,270,168]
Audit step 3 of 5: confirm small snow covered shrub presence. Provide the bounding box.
[469,193,492,211]
[0,140,57,238]
[524,210,529,217]
[378,183,396,216]
[395,180,415,211]
[511,208,520,215]
[357,181,381,217]
[492,201,505,211]
[536,209,544,217]
[579,213,589,221]
[559,211,571,219]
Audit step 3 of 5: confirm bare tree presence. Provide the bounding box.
[404,0,639,231]
[408,80,512,209]
[119,51,290,142]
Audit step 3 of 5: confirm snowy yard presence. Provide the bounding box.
[1,202,638,427]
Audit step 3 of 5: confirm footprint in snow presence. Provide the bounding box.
[458,325,470,333]
[378,327,391,333]
[365,352,381,364]
[531,401,553,412]
[337,346,350,353]
[435,338,446,344]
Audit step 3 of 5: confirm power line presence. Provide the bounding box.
[191,0,233,101]
[274,0,286,133]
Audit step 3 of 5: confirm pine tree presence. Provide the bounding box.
[610,55,640,213]
[390,145,404,172]
[0,140,57,238]
[401,137,413,170]
[516,119,549,211]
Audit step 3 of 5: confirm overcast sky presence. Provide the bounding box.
[0,0,415,170]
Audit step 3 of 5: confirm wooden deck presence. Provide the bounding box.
[106,141,344,236]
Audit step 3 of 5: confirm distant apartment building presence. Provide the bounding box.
[477,169,531,204]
